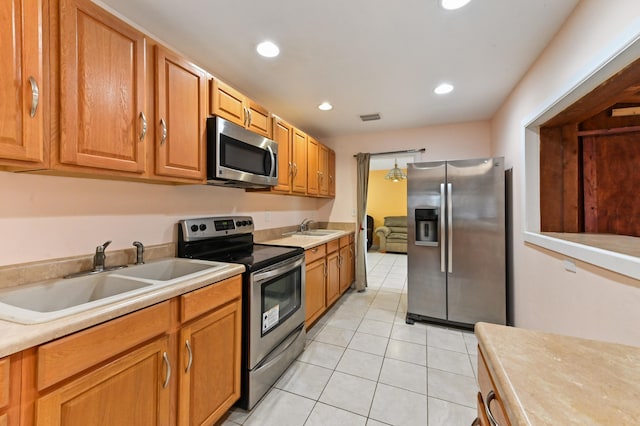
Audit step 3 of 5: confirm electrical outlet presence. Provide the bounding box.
[265,211,271,222]
[563,259,576,273]
[351,208,356,217]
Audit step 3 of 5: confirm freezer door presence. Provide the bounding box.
[446,158,506,325]
[407,162,447,320]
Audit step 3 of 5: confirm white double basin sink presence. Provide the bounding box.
[0,258,229,325]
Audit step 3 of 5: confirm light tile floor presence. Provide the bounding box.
[221,251,479,426]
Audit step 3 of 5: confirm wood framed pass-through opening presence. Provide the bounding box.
[539,56,640,238]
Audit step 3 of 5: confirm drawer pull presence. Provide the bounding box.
[140,111,148,141]
[485,390,500,426]
[160,118,167,145]
[185,339,193,373]
[162,352,171,388]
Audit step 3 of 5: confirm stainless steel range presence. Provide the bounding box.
[177,216,305,409]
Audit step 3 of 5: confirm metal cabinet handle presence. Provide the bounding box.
[440,183,446,273]
[248,109,252,127]
[485,391,499,426]
[140,112,148,141]
[288,162,293,176]
[292,162,298,178]
[447,183,453,273]
[243,107,248,127]
[185,339,193,373]
[338,255,343,267]
[28,76,39,118]
[162,352,171,388]
[160,118,167,145]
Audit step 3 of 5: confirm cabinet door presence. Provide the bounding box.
[305,259,326,328]
[318,144,329,196]
[349,242,355,286]
[178,298,242,426]
[155,46,206,181]
[36,336,171,426]
[328,149,336,197]
[210,79,245,127]
[292,128,308,194]
[246,100,272,138]
[57,0,146,173]
[326,251,340,307]
[339,245,351,294]
[272,118,293,192]
[307,137,319,195]
[0,0,45,166]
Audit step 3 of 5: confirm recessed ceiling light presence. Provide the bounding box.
[434,83,454,95]
[318,102,333,111]
[441,0,472,10]
[256,41,279,58]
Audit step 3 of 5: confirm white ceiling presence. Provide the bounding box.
[98,0,579,139]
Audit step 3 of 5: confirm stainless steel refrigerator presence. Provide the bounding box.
[406,157,506,328]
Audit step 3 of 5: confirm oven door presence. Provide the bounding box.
[249,254,305,369]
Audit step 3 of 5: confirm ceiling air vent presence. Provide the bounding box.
[359,113,381,122]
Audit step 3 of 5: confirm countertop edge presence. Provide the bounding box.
[259,230,351,250]
[0,263,245,358]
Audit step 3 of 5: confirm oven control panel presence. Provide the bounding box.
[179,216,254,241]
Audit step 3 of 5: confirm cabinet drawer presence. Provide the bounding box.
[180,275,242,323]
[0,357,8,410]
[339,235,350,248]
[305,245,326,264]
[37,301,171,391]
[478,346,510,426]
[326,239,339,254]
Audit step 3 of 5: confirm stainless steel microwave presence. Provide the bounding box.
[206,116,278,188]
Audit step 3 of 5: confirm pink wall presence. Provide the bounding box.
[491,0,640,345]
[0,171,326,265]
[320,121,492,222]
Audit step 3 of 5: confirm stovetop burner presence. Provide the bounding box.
[177,216,303,272]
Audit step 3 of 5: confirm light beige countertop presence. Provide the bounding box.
[475,322,640,425]
[0,262,245,358]
[260,230,350,250]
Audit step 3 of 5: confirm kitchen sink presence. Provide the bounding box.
[0,258,229,324]
[114,258,226,281]
[0,274,153,323]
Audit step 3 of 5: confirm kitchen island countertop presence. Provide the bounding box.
[475,322,640,425]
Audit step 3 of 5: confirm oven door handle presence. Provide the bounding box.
[253,256,305,284]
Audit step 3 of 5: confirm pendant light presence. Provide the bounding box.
[384,159,407,182]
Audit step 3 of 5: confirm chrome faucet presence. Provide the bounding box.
[133,241,145,265]
[299,218,315,232]
[93,240,111,272]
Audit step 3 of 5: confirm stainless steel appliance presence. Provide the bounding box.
[177,216,305,409]
[206,116,278,188]
[406,157,506,328]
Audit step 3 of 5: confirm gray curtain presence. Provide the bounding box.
[355,153,370,292]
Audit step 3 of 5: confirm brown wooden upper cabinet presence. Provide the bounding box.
[0,0,46,168]
[329,149,336,197]
[306,137,319,196]
[318,144,329,197]
[52,0,148,175]
[292,127,308,194]
[272,117,294,192]
[154,46,207,182]
[210,79,272,138]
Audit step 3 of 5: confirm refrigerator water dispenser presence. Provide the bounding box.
[415,208,438,245]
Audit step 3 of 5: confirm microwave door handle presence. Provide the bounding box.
[267,145,276,177]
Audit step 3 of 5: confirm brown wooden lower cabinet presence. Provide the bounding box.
[304,234,356,329]
[477,345,511,426]
[0,353,20,426]
[35,336,171,426]
[177,277,242,426]
[13,274,242,426]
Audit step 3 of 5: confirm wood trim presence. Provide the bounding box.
[37,301,170,390]
[180,275,242,323]
[0,358,8,410]
[576,125,640,137]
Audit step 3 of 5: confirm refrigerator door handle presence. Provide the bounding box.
[447,183,453,273]
[440,183,446,273]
